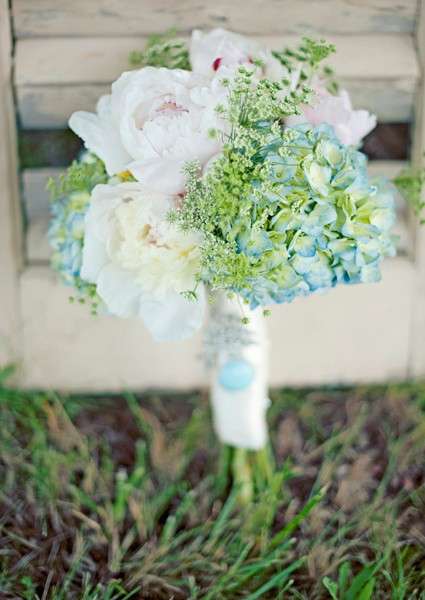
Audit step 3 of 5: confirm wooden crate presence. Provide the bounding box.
[1,0,424,390]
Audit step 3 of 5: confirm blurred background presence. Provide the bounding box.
[1,0,424,391]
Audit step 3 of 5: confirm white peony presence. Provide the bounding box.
[69,67,224,195]
[80,182,206,341]
[190,28,284,81]
[286,84,376,147]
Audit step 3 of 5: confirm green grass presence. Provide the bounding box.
[1,367,425,599]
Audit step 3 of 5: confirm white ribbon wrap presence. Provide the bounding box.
[210,295,270,450]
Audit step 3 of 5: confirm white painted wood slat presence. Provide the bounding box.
[12,0,418,37]
[17,85,107,129]
[23,163,408,218]
[19,258,414,390]
[27,209,412,266]
[0,0,23,370]
[410,0,425,376]
[23,161,412,265]
[14,34,419,128]
[22,167,62,219]
[15,34,419,86]
[17,82,415,128]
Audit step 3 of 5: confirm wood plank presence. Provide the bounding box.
[0,0,23,369]
[26,217,51,263]
[345,80,415,123]
[24,160,412,265]
[27,208,412,265]
[17,84,107,129]
[369,161,413,257]
[368,160,408,178]
[15,34,419,86]
[22,163,408,222]
[409,0,425,376]
[12,0,417,37]
[20,265,205,391]
[19,258,414,390]
[14,34,419,128]
[22,167,62,219]
[22,161,404,198]
[16,80,416,129]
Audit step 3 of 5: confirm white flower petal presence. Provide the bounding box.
[286,86,376,147]
[139,286,206,341]
[96,263,142,318]
[190,28,285,82]
[80,230,109,283]
[70,66,225,188]
[80,182,204,340]
[129,158,187,195]
[69,96,131,175]
[80,184,121,282]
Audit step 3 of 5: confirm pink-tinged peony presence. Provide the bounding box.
[69,67,225,195]
[286,85,376,147]
[190,28,284,81]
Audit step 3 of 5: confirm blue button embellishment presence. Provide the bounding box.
[218,359,255,391]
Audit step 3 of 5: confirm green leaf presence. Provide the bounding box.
[270,486,326,549]
[129,30,190,70]
[48,156,108,202]
[357,578,376,600]
[338,561,351,595]
[346,560,383,600]
[160,489,195,545]
[0,364,15,385]
[323,576,339,600]
[393,165,425,220]
[244,557,305,600]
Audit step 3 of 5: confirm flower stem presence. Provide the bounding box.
[232,448,254,505]
[252,445,275,492]
[216,444,232,496]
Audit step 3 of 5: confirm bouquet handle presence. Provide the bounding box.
[209,294,270,450]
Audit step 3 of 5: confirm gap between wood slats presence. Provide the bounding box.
[12,0,417,37]
[17,83,417,128]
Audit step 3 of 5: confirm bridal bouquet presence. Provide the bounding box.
[49,29,396,465]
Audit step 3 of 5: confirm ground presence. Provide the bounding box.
[1,367,424,599]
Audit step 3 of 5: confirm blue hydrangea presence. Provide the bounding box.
[48,153,109,307]
[48,190,91,288]
[211,124,396,308]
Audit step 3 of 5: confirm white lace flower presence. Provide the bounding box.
[80,182,205,341]
[190,28,284,81]
[69,67,224,194]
